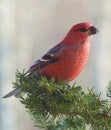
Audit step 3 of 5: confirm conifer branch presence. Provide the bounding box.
[13,70,111,130]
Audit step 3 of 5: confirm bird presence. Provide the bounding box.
[3,22,98,98]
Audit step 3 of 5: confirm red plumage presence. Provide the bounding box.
[30,22,98,82]
[3,22,98,98]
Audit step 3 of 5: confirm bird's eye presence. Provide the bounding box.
[79,28,88,32]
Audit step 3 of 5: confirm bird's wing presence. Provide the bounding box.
[3,44,67,98]
[29,44,67,75]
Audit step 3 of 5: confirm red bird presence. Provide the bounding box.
[3,22,98,98]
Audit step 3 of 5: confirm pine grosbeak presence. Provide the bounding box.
[3,22,98,98]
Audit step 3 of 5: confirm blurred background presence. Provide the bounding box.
[0,0,111,130]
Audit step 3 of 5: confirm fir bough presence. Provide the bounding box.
[13,70,111,130]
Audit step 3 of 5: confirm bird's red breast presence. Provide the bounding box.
[40,38,91,82]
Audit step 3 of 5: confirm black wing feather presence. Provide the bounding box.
[29,44,67,75]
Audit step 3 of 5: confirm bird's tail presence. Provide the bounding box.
[3,88,24,98]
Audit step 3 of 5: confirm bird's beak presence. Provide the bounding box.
[89,26,99,35]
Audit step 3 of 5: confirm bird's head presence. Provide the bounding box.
[65,22,99,44]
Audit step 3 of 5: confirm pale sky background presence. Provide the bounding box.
[0,0,111,130]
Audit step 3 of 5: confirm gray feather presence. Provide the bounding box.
[3,88,23,98]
